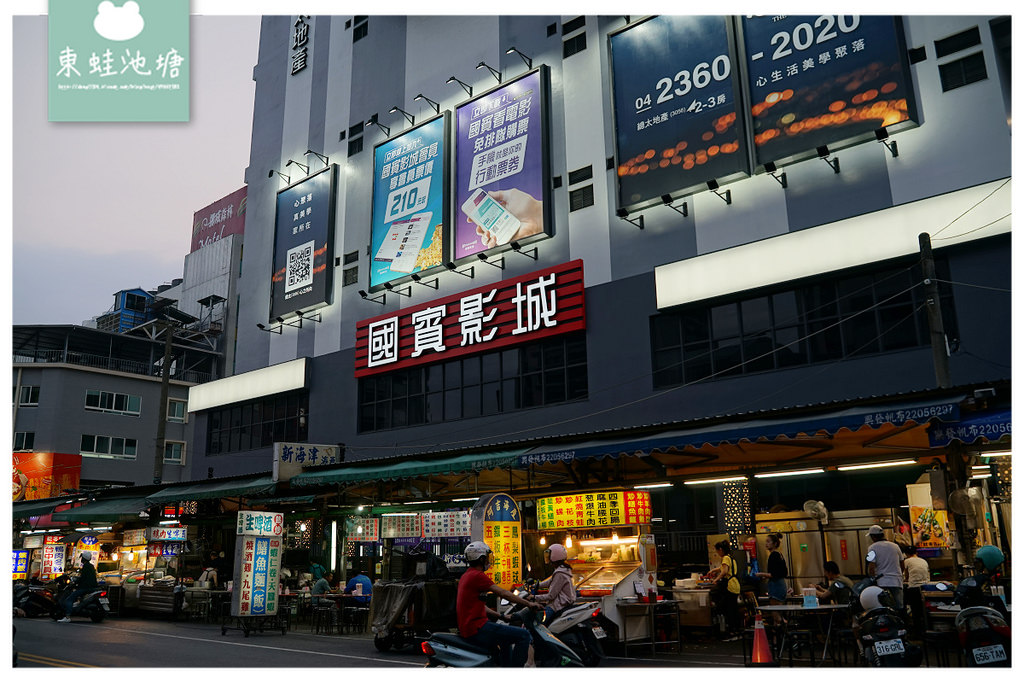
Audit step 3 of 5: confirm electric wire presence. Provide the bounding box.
[931,278,1011,294]
[929,179,1010,239]
[932,212,1011,242]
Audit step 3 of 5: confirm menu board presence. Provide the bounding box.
[13,549,30,580]
[42,544,66,579]
[537,491,652,530]
[471,494,522,590]
[423,511,471,538]
[234,536,283,617]
[345,516,380,542]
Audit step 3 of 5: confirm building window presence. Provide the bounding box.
[939,52,988,91]
[934,26,981,59]
[85,390,142,417]
[15,385,40,407]
[348,136,364,157]
[81,434,138,460]
[163,441,186,465]
[14,431,34,451]
[358,332,588,432]
[207,390,309,455]
[563,33,587,59]
[167,399,188,423]
[353,21,368,43]
[650,257,958,388]
[569,185,595,212]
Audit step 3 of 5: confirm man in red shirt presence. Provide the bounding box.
[457,541,539,667]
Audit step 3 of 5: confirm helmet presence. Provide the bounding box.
[464,541,492,563]
[859,585,886,611]
[546,544,567,562]
[974,545,1005,571]
[81,551,93,561]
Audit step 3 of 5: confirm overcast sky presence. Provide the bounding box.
[11,13,260,325]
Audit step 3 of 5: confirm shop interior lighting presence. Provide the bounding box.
[403,500,437,505]
[684,476,748,485]
[285,159,310,175]
[706,178,733,205]
[837,460,917,472]
[634,482,673,489]
[75,527,91,531]
[92,526,111,532]
[615,207,645,230]
[579,536,638,547]
[661,193,688,217]
[451,497,479,502]
[874,127,899,158]
[970,473,992,479]
[476,61,502,83]
[754,468,825,479]
[539,536,546,545]
[358,289,387,305]
[410,273,440,289]
[817,144,841,173]
[381,512,419,517]
[388,105,415,126]
[158,520,179,525]
[982,450,1012,458]
[330,521,337,571]
[476,252,505,269]
[564,535,572,548]
[764,161,788,189]
[304,149,330,168]
[413,93,440,114]
[299,522,307,532]
[445,261,475,278]
[365,113,390,137]
[383,281,412,297]
[505,46,532,70]
[111,552,118,561]
[267,169,291,184]
[509,240,538,260]
[445,75,473,97]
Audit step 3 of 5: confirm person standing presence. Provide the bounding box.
[865,525,905,608]
[756,534,789,604]
[903,546,929,634]
[706,540,741,640]
[58,551,98,622]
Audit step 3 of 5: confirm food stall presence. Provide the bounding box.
[113,526,188,615]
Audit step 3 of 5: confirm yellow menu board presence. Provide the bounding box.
[478,493,521,589]
[537,491,652,530]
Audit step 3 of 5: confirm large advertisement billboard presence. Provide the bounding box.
[454,67,551,260]
[269,165,336,320]
[191,186,246,253]
[739,15,917,166]
[370,113,449,289]
[13,452,81,501]
[610,15,749,210]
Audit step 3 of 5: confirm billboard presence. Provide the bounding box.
[610,15,749,210]
[191,186,246,253]
[269,165,336,320]
[739,15,917,165]
[13,452,81,501]
[370,114,449,289]
[454,67,551,260]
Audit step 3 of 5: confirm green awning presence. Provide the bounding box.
[51,495,151,522]
[12,498,65,518]
[291,449,525,487]
[146,475,276,504]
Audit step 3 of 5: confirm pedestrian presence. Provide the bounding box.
[903,546,929,634]
[706,540,741,640]
[755,533,789,604]
[59,551,98,622]
[865,525,905,608]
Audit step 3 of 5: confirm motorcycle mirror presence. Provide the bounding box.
[935,582,949,591]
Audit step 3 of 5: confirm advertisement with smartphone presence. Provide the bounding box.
[369,113,449,289]
[454,67,551,260]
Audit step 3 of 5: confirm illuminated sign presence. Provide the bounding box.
[123,528,147,547]
[381,515,421,539]
[423,511,472,538]
[910,507,949,549]
[610,15,749,209]
[236,512,284,537]
[739,15,916,165]
[370,114,449,289]
[149,526,188,542]
[13,549,30,580]
[42,544,66,578]
[472,494,521,590]
[536,491,652,530]
[233,536,283,617]
[355,260,585,377]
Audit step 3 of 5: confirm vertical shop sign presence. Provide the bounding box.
[470,494,521,589]
[13,549,30,580]
[291,15,311,75]
[232,511,284,618]
[42,544,66,579]
[454,68,551,260]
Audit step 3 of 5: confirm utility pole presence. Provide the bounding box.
[153,319,174,485]
[918,232,952,388]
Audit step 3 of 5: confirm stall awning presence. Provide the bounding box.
[51,495,151,522]
[12,498,66,519]
[928,408,1011,448]
[146,474,276,504]
[291,449,526,487]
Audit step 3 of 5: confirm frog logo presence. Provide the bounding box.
[93,1,145,41]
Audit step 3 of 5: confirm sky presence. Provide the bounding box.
[9,8,260,325]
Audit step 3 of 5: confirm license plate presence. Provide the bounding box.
[592,626,607,639]
[99,598,109,605]
[972,644,1006,664]
[874,639,905,657]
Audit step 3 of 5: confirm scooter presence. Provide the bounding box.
[521,580,605,666]
[50,579,111,623]
[13,581,60,618]
[849,578,921,667]
[421,605,584,668]
[934,579,1011,667]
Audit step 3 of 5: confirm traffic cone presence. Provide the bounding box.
[748,614,778,667]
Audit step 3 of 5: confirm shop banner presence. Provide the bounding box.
[423,511,471,538]
[537,491,652,530]
[42,544,66,579]
[23,536,44,550]
[910,506,950,549]
[369,114,449,289]
[739,15,917,166]
[610,15,748,209]
[148,526,188,542]
[928,409,1012,448]
[471,494,521,589]
[236,512,284,537]
[345,516,380,542]
[191,186,246,252]
[123,528,147,547]
[380,515,421,539]
[13,549,30,580]
[454,68,551,260]
[232,535,283,617]
[273,442,344,482]
[13,452,81,501]
[148,542,184,557]
[269,164,336,320]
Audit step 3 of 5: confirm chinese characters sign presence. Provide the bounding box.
[355,260,585,377]
[536,491,652,530]
[471,494,521,590]
[148,526,187,541]
[910,507,950,549]
[236,512,285,537]
[345,517,380,542]
[740,15,916,165]
[42,544,66,579]
[233,536,283,617]
[273,442,343,482]
[291,16,312,75]
[381,515,422,539]
[454,68,551,259]
[270,164,336,320]
[423,511,472,538]
[123,528,147,547]
[48,0,189,122]
[191,186,246,253]
[610,16,748,209]
[13,550,30,580]
[370,114,449,288]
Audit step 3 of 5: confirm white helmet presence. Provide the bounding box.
[546,544,568,562]
[81,550,93,562]
[464,541,492,563]
[859,585,885,611]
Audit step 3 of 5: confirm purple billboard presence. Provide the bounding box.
[454,67,551,260]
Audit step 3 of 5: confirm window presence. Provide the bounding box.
[353,21,368,43]
[125,292,148,312]
[207,390,309,455]
[348,136,364,157]
[163,441,185,465]
[569,185,595,212]
[167,399,187,423]
[651,257,958,388]
[85,390,142,416]
[939,52,987,91]
[568,165,593,185]
[934,26,981,59]
[14,432,34,451]
[358,332,588,432]
[562,16,586,35]
[15,385,40,406]
[81,434,138,460]
[563,33,587,59]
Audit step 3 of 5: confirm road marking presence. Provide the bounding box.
[86,624,422,666]
[18,652,98,667]
[605,656,744,666]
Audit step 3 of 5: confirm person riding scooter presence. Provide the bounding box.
[534,544,576,622]
[59,551,98,623]
[457,541,541,667]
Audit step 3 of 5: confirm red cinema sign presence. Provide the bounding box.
[355,260,585,377]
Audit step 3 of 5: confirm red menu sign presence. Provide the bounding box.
[355,260,585,377]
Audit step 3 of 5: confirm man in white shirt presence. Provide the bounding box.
[903,546,930,634]
[865,524,905,608]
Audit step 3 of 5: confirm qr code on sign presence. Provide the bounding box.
[285,240,315,293]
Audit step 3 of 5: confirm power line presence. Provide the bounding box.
[932,212,1011,242]
[930,179,1010,239]
[933,278,1011,294]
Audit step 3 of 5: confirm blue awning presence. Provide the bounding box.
[518,397,961,467]
[927,409,1011,447]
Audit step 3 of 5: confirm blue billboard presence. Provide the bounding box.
[369,113,449,289]
[610,15,749,210]
[739,15,917,165]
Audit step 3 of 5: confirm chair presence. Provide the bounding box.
[312,605,337,635]
[342,606,370,634]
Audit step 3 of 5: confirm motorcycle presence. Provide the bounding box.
[421,604,584,668]
[934,578,1011,667]
[849,579,921,667]
[520,579,605,666]
[13,581,59,618]
[50,578,111,623]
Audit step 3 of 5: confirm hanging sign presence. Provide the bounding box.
[380,515,422,539]
[236,512,284,537]
[123,528,147,547]
[273,442,344,482]
[345,516,380,542]
[42,544,66,579]
[13,549,30,580]
[910,506,950,548]
[471,494,522,590]
[536,491,652,530]
[148,526,188,542]
[423,511,472,538]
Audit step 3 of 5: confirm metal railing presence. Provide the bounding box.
[13,350,211,384]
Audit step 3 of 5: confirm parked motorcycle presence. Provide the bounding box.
[849,581,921,667]
[934,546,1011,668]
[50,579,111,623]
[13,581,59,618]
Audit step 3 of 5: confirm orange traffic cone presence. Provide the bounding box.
[748,614,778,667]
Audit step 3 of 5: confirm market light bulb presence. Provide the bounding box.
[300,523,307,532]
[111,552,118,561]
[539,536,546,545]
[612,533,619,544]
[565,535,572,549]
